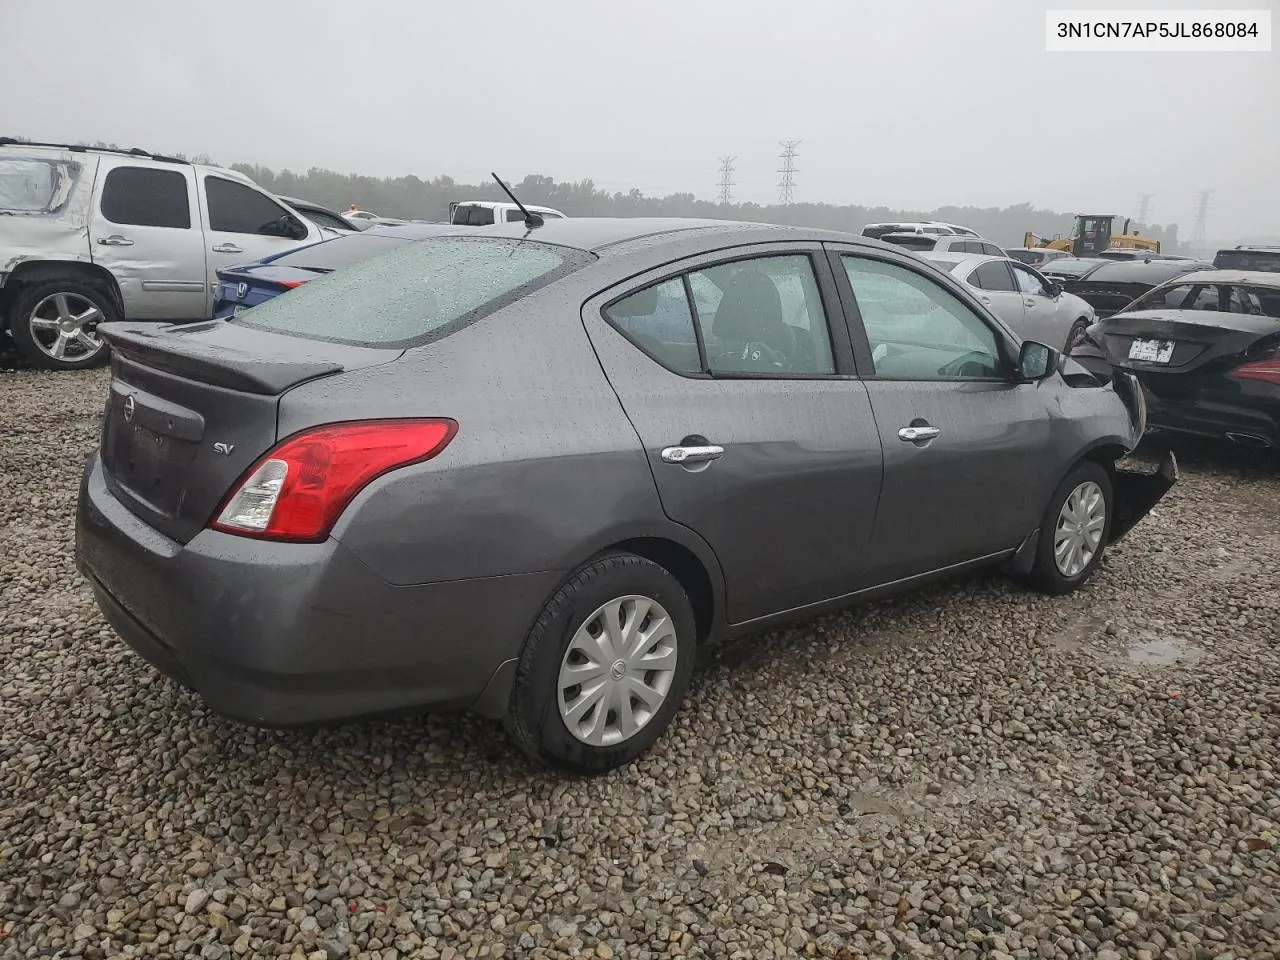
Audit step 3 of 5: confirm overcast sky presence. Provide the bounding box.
[2,0,1276,238]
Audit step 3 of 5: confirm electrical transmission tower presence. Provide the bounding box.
[1135,193,1154,224]
[777,140,800,206]
[1190,189,1212,247]
[715,156,736,205]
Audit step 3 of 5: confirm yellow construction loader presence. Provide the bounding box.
[1023,214,1161,258]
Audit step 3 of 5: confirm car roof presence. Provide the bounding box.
[1150,269,1280,288]
[920,251,1008,268]
[458,217,867,254]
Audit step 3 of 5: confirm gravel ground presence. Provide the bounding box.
[2,365,1278,960]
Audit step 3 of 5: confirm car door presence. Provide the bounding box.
[197,173,320,314]
[581,244,884,625]
[1010,261,1066,347]
[88,159,207,320]
[829,247,1052,582]
[965,259,1026,332]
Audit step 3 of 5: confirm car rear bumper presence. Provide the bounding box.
[75,452,558,725]
[1140,383,1280,449]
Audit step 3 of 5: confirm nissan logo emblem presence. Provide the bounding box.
[123,395,136,422]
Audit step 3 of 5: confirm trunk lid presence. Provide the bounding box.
[97,320,401,544]
[1103,309,1280,376]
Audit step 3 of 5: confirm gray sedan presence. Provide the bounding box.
[922,251,1098,350]
[76,220,1175,775]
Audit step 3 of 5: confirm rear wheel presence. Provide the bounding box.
[504,553,696,774]
[9,280,115,370]
[1029,461,1113,595]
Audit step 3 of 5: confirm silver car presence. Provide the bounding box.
[923,252,1097,350]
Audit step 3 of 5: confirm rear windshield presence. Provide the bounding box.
[1214,250,1280,272]
[233,236,589,347]
[272,233,410,270]
[1006,249,1043,264]
[880,234,936,250]
[1130,282,1280,317]
[0,156,82,214]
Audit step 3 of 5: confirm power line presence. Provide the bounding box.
[1135,193,1154,223]
[715,156,736,205]
[777,140,800,206]
[1190,189,1212,246]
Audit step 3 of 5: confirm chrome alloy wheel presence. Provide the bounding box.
[557,595,678,747]
[1054,480,1106,577]
[28,293,106,362]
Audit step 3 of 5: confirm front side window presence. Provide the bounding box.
[1012,264,1051,297]
[233,237,584,347]
[301,208,354,231]
[206,176,303,238]
[688,255,835,375]
[101,166,191,229]
[842,256,1006,380]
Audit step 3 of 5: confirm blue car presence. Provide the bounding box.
[213,223,463,319]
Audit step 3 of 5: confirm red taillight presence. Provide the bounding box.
[277,279,308,289]
[211,419,457,542]
[1231,358,1280,385]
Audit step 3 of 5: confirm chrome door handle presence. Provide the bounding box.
[96,235,134,246]
[1024,298,1037,307]
[979,295,992,304]
[661,444,724,465]
[898,425,941,442]
[212,243,243,254]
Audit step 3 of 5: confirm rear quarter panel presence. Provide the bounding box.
[276,277,717,588]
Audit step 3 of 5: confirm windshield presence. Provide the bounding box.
[233,236,589,347]
[1006,249,1043,264]
[0,157,82,213]
[1129,282,1280,317]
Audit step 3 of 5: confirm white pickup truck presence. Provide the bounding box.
[449,200,567,226]
[0,139,327,369]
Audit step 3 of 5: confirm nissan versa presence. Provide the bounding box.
[75,218,1177,775]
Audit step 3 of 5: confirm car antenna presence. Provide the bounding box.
[491,172,543,229]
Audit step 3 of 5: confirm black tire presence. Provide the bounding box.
[504,552,697,775]
[8,279,116,371]
[1065,317,1090,352]
[1029,460,1113,595]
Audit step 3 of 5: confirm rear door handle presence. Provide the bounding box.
[979,295,992,304]
[96,235,134,246]
[661,444,724,465]
[1024,298,1037,307]
[898,425,941,442]
[212,243,243,254]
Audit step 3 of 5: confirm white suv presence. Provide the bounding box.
[0,139,326,370]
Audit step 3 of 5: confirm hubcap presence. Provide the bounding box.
[28,293,105,362]
[1054,480,1106,578]
[557,595,678,747]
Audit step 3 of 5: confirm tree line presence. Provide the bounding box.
[231,166,1181,252]
[7,139,1180,250]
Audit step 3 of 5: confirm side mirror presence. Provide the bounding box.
[1048,279,1063,298]
[1017,340,1059,382]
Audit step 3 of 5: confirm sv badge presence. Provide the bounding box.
[212,442,235,456]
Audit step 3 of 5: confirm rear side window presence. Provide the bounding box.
[1,157,83,214]
[980,243,1004,256]
[604,279,702,374]
[970,261,1017,292]
[233,237,587,347]
[101,166,191,228]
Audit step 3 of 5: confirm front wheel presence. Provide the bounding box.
[1028,461,1113,595]
[9,280,116,370]
[504,553,696,775]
